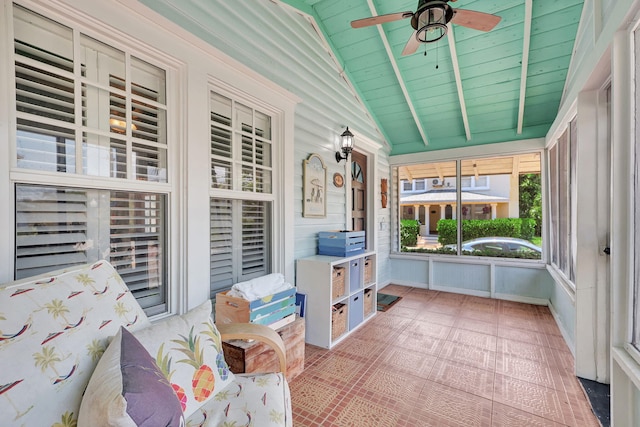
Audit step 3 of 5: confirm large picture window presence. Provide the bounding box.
[11,5,171,314]
[209,89,275,297]
[396,153,542,260]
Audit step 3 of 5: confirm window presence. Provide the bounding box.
[548,120,576,281]
[396,153,542,260]
[12,5,170,314]
[209,90,275,298]
[16,184,167,313]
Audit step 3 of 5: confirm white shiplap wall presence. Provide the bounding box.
[137,0,391,275]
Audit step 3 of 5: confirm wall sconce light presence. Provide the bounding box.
[335,127,354,163]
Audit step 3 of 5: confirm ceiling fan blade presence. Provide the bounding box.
[401,32,420,56]
[351,11,413,29]
[451,9,501,32]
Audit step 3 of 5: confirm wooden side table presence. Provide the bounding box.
[221,315,305,381]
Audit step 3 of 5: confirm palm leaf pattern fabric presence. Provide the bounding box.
[0,261,150,426]
[1,262,292,426]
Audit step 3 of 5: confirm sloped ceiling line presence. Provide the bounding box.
[366,0,429,147]
[300,8,392,150]
[447,24,471,141]
[517,0,533,134]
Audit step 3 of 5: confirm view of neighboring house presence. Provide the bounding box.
[399,153,541,235]
[400,175,509,233]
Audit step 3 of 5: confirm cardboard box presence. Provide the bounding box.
[215,287,297,327]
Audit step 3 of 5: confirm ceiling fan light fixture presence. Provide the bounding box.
[413,3,453,43]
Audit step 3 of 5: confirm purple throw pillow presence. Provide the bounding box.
[119,327,184,426]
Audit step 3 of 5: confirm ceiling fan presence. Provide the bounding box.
[351,0,501,56]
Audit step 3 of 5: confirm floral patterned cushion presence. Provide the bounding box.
[185,373,292,427]
[0,261,151,427]
[133,300,235,418]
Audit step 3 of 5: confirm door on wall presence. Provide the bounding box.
[351,151,367,234]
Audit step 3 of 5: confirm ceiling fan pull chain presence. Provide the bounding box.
[435,43,439,69]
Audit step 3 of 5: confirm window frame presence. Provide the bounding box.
[547,118,577,288]
[207,80,283,298]
[3,1,183,315]
[390,142,546,264]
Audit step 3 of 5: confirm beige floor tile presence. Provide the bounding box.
[491,402,566,426]
[290,286,600,427]
[496,353,563,390]
[447,327,498,352]
[493,373,574,425]
[428,358,495,400]
[455,317,499,336]
[439,340,497,371]
[415,381,493,427]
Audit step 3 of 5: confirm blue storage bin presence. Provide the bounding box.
[349,259,361,292]
[348,290,364,331]
[318,230,365,257]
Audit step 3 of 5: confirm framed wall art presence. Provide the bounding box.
[303,153,326,218]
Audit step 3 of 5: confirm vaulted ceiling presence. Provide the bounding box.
[284,0,584,155]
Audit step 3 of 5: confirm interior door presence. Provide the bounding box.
[351,151,367,234]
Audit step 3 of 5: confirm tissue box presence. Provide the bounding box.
[318,230,365,257]
[215,287,297,327]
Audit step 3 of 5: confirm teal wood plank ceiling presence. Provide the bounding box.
[145,0,584,155]
[290,0,584,155]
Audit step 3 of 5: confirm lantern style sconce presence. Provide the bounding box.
[335,127,354,163]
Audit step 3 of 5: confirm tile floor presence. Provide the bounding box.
[289,285,600,426]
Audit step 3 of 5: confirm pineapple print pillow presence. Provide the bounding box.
[78,327,185,426]
[133,300,234,418]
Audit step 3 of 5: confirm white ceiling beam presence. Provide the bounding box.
[517,0,533,134]
[366,0,430,146]
[401,166,414,181]
[447,24,471,141]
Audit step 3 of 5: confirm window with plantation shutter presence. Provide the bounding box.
[11,5,171,314]
[14,5,168,181]
[209,198,271,298]
[15,184,167,314]
[209,89,276,298]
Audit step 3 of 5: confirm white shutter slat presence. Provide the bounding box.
[240,200,269,279]
[110,192,166,309]
[210,198,234,296]
[15,185,89,280]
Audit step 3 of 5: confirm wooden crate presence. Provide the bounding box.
[221,315,305,381]
[215,287,296,326]
[364,288,374,316]
[364,256,373,284]
[331,303,347,341]
[318,230,365,257]
[332,266,345,300]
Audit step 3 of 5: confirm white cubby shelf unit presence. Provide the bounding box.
[296,251,377,349]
